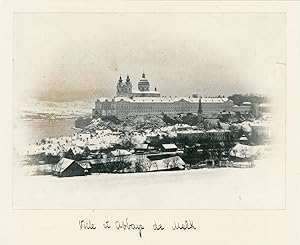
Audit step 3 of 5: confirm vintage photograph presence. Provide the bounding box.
[13,12,286,209]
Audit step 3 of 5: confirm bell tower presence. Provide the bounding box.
[197,96,204,129]
[126,74,132,95]
[117,75,124,96]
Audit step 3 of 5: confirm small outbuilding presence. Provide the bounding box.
[109,149,132,158]
[161,144,178,152]
[52,158,86,177]
[134,144,149,154]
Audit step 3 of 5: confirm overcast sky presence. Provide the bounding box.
[14,13,285,102]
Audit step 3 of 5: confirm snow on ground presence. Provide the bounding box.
[16,98,93,120]
[13,156,285,210]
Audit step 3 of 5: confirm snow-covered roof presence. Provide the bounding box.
[110,149,132,157]
[239,136,248,141]
[97,96,230,104]
[96,97,110,102]
[134,144,149,150]
[52,158,78,173]
[177,130,205,134]
[132,90,160,94]
[242,101,252,106]
[86,145,102,151]
[207,129,219,133]
[207,129,231,133]
[146,132,159,137]
[162,144,178,150]
[67,146,84,155]
[175,124,192,129]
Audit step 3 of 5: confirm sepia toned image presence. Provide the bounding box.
[12,12,286,210]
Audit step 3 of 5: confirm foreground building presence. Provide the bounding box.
[52,158,86,177]
[93,73,250,118]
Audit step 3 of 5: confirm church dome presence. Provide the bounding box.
[138,73,150,91]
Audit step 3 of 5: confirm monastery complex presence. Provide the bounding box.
[93,73,250,118]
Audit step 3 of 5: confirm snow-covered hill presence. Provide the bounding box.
[15,98,94,120]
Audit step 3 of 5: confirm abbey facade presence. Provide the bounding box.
[93,73,250,118]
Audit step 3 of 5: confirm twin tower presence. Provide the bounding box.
[116,73,159,97]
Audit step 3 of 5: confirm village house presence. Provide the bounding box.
[109,149,132,158]
[52,158,87,177]
[134,144,150,154]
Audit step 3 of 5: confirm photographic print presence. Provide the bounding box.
[12,12,286,210]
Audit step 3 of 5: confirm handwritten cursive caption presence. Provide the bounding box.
[78,218,196,238]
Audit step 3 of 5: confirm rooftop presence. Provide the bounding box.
[162,143,178,150]
[97,96,231,104]
[52,158,76,173]
[110,149,132,157]
[131,90,160,94]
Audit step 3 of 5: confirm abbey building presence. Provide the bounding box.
[93,73,250,118]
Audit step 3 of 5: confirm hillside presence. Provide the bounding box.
[79,113,204,132]
[77,112,255,133]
